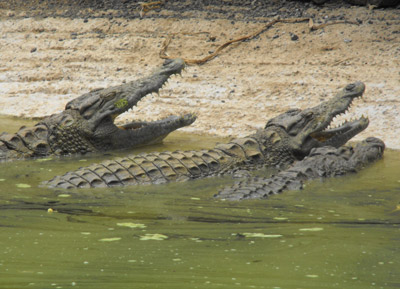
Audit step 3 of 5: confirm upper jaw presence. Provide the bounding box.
[115,58,186,115]
[300,81,367,146]
[309,81,365,131]
[65,59,185,131]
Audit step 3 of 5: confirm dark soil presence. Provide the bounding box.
[0,0,372,21]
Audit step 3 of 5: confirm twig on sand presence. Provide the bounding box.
[308,18,359,30]
[138,1,164,18]
[160,17,359,65]
[331,57,356,66]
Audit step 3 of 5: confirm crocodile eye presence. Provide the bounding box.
[163,59,173,66]
[345,83,355,91]
[101,91,117,100]
[64,119,74,127]
[305,111,313,118]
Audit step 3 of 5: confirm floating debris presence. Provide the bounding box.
[140,233,168,241]
[242,233,283,238]
[117,222,146,229]
[16,183,31,188]
[299,228,324,232]
[273,217,288,221]
[190,237,203,243]
[99,237,122,242]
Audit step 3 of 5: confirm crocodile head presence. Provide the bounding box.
[349,137,385,167]
[265,81,368,159]
[307,137,384,168]
[45,59,196,153]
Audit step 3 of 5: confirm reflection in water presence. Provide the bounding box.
[0,116,399,289]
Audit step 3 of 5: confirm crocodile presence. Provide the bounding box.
[44,81,369,189]
[216,137,385,200]
[0,59,196,162]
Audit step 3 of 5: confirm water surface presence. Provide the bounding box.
[0,116,399,289]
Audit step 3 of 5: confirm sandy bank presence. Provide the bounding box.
[0,3,399,148]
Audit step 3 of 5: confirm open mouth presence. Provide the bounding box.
[99,58,196,137]
[310,116,369,143]
[111,87,197,137]
[309,90,369,145]
[63,58,199,148]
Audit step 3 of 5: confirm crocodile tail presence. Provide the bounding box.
[215,147,352,200]
[44,149,231,189]
[0,125,51,161]
[215,150,342,200]
[216,170,305,201]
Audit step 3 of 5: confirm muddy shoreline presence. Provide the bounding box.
[0,1,399,148]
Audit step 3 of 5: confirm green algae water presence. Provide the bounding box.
[0,116,399,289]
